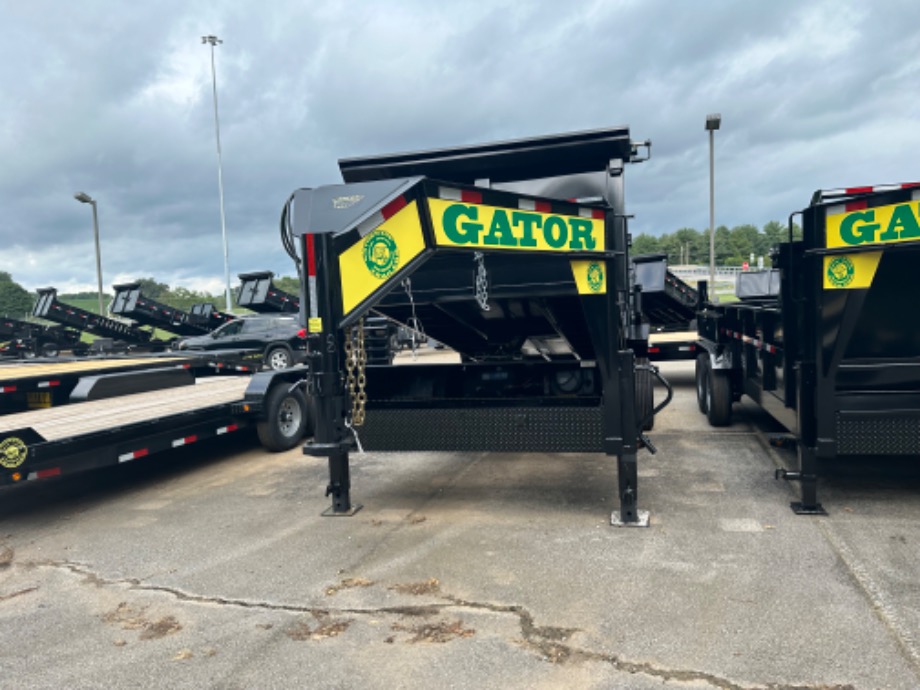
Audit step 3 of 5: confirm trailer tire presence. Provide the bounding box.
[635,357,654,431]
[257,384,309,451]
[40,342,60,358]
[695,353,709,414]
[265,346,293,371]
[706,367,733,427]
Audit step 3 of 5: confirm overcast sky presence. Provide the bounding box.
[2,0,918,296]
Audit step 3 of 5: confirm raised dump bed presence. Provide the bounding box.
[34,288,152,346]
[695,183,920,512]
[111,282,210,337]
[236,271,299,313]
[284,126,665,524]
[631,253,700,362]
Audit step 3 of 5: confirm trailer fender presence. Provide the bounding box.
[696,339,734,371]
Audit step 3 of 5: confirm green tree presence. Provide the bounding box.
[631,233,660,256]
[0,273,34,317]
[134,277,170,301]
[274,275,301,297]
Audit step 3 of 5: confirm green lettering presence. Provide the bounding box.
[568,218,596,250]
[482,209,518,247]
[543,216,568,248]
[442,204,481,245]
[879,203,920,241]
[839,210,878,245]
[511,211,540,247]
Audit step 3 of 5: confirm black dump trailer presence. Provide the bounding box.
[283,126,665,524]
[33,288,155,350]
[695,183,920,513]
[236,271,300,313]
[0,316,82,358]
[631,253,699,362]
[187,302,235,331]
[111,282,224,337]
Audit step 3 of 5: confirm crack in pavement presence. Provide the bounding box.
[26,559,854,690]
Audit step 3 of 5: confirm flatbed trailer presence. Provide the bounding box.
[695,183,920,513]
[0,352,259,415]
[283,126,667,524]
[0,367,312,487]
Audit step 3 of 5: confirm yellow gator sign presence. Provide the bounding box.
[826,201,920,248]
[428,198,605,252]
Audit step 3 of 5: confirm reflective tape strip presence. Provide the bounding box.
[118,449,149,463]
[579,207,605,220]
[37,380,61,388]
[357,195,409,236]
[0,386,16,394]
[27,468,61,481]
[817,182,920,202]
[518,199,552,213]
[172,435,198,448]
[216,424,238,435]
[439,187,481,204]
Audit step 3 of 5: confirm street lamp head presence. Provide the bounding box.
[74,192,95,204]
[705,113,722,131]
[201,35,222,46]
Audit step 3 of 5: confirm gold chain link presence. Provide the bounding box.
[344,318,368,426]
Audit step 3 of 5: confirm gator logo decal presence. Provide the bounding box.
[587,263,604,292]
[0,437,27,469]
[826,256,855,288]
[362,230,400,279]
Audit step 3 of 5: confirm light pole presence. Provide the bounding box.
[74,192,105,315]
[706,113,721,293]
[202,34,232,312]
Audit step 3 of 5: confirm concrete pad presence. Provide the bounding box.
[1,360,919,688]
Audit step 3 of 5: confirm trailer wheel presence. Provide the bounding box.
[40,342,60,358]
[257,384,309,451]
[265,346,293,371]
[695,353,709,414]
[635,357,654,431]
[706,367,733,427]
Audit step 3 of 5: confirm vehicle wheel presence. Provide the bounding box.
[257,384,309,451]
[265,346,293,371]
[40,342,60,358]
[706,366,733,427]
[695,353,710,414]
[635,357,654,431]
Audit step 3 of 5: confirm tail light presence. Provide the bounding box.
[297,328,307,338]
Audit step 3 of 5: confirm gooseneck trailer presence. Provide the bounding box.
[284,127,665,524]
[695,183,920,513]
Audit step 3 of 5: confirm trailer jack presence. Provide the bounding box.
[774,469,827,515]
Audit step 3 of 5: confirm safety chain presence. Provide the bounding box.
[344,318,368,426]
[474,252,490,311]
[402,277,425,359]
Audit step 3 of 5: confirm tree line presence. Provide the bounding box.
[632,220,802,267]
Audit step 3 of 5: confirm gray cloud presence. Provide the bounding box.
[2,0,918,295]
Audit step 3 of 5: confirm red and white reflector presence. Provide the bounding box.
[817,182,920,203]
[518,198,552,214]
[27,467,61,481]
[439,187,482,204]
[118,448,149,463]
[216,424,238,435]
[172,435,198,448]
[37,380,61,389]
[0,385,16,394]
[356,195,409,236]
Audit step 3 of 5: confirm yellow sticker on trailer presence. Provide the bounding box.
[338,200,426,316]
[429,198,605,253]
[827,201,920,248]
[0,437,27,469]
[823,251,882,290]
[570,260,606,294]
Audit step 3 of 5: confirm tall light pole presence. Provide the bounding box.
[202,34,232,312]
[706,113,721,293]
[74,192,105,315]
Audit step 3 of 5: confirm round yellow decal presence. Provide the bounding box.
[0,437,28,469]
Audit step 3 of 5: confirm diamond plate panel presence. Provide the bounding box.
[836,415,920,455]
[359,406,604,452]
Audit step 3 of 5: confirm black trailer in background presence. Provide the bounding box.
[236,271,299,313]
[695,183,920,513]
[631,253,699,362]
[33,288,156,350]
[111,282,232,336]
[0,316,82,359]
[285,126,663,524]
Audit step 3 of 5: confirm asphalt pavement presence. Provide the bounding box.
[1,359,919,689]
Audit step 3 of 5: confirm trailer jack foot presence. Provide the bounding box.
[610,510,649,527]
[775,469,827,515]
[322,504,363,517]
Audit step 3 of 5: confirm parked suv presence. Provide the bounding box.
[174,314,307,370]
